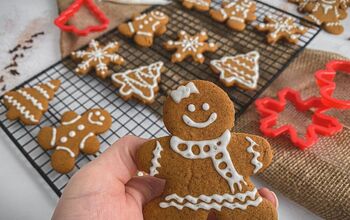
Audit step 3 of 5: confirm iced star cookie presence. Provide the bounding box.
[135,80,277,220]
[210,51,260,90]
[255,15,307,44]
[210,0,256,31]
[71,40,125,79]
[118,11,169,47]
[111,61,165,104]
[182,0,211,11]
[38,109,112,173]
[163,31,218,63]
[2,80,61,125]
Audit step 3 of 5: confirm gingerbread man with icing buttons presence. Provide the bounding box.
[118,10,169,47]
[38,109,112,173]
[136,80,277,219]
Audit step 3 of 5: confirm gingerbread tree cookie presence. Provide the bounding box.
[118,11,169,47]
[3,80,61,125]
[182,0,211,11]
[136,80,277,220]
[38,109,112,173]
[210,0,257,31]
[164,31,218,63]
[210,51,260,90]
[255,15,307,44]
[71,40,125,79]
[111,61,165,104]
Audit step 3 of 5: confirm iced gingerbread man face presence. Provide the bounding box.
[163,80,235,140]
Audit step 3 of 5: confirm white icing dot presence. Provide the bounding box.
[139,25,144,29]
[188,104,196,112]
[175,53,181,58]
[69,131,76,137]
[202,103,210,111]
[95,111,101,116]
[259,23,265,28]
[168,40,174,45]
[197,54,204,59]
[78,124,85,131]
[209,42,215,47]
[99,116,105,121]
[200,31,206,35]
[149,17,153,21]
[180,30,186,35]
[61,137,68,143]
[144,20,149,24]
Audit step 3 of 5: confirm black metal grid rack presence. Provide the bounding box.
[0,0,320,196]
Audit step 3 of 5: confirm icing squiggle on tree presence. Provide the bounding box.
[3,80,61,125]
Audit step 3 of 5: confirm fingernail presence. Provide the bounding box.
[271,191,279,209]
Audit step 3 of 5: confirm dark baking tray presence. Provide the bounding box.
[0,0,321,196]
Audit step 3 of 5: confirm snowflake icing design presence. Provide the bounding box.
[71,40,125,79]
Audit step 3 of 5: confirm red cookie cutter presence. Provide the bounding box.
[315,60,350,110]
[54,0,109,36]
[255,88,343,150]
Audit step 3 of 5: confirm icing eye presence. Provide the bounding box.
[61,137,68,143]
[187,104,195,112]
[99,116,105,121]
[78,124,85,131]
[202,103,210,111]
[95,111,101,116]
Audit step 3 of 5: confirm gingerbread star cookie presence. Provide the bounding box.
[182,0,211,11]
[3,80,61,125]
[164,31,218,63]
[255,15,307,44]
[210,51,260,90]
[71,40,125,79]
[111,61,165,104]
[118,11,169,47]
[38,109,112,173]
[210,0,256,31]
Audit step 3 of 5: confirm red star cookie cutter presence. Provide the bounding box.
[54,0,109,36]
[315,60,350,110]
[255,88,343,150]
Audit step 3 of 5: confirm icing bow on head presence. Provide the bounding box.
[170,82,199,103]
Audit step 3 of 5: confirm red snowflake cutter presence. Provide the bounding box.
[255,88,343,150]
[54,0,109,36]
[315,60,350,110]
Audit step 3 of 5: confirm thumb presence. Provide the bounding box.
[125,175,166,206]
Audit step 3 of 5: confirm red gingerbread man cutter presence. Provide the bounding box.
[55,0,109,36]
[255,60,350,150]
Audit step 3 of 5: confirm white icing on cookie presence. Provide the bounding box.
[80,132,94,150]
[78,124,85,131]
[170,82,199,103]
[170,130,246,193]
[17,89,44,111]
[3,95,38,123]
[246,137,263,174]
[62,115,81,125]
[202,103,210,111]
[56,146,75,158]
[51,128,57,147]
[182,112,217,128]
[187,104,196,112]
[111,61,164,102]
[33,85,50,99]
[159,188,262,211]
[150,141,163,176]
[88,112,103,126]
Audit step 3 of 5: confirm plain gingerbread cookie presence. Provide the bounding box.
[38,109,112,173]
[136,80,277,220]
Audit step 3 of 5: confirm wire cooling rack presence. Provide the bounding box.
[0,0,320,196]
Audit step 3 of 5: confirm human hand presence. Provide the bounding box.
[52,135,278,220]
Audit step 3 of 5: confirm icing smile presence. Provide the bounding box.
[182,112,217,128]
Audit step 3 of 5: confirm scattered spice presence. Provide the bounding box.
[1,31,45,92]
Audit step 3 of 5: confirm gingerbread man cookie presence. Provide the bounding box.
[3,80,61,125]
[210,0,257,31]
[38,109,112,173]
[71,40,125,79]
[210,51,260,90]
[111,61,165,104]
[164,31,218,63]
[136,80,277,220]
[118,11,169,47]
[255,15,307,44]
[182,0,211,11]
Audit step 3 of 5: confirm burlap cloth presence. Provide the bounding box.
[57,1,350,219]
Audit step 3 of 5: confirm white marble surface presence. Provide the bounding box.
[0,0,349,219]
